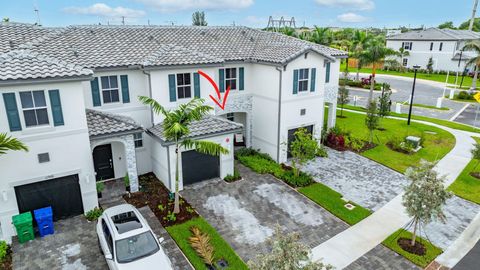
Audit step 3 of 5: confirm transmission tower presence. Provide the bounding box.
[266,16,296,31]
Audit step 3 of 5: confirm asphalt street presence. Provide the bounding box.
[452,239,480,270]
[343,73,468,120]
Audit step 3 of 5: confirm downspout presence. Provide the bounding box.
[276,66,283,163]
[141,68,155,126]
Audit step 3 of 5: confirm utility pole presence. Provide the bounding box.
[121,16,125,25]
[469,0,479,31]
[33,5,41,26]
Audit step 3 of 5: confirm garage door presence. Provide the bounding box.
[287,125,314,158]
[15,174,84,221]
[182,150,220,185]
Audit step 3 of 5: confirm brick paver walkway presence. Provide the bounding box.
[180,163,348,262]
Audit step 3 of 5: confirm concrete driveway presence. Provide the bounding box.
[12,215,107,270]
[180,163,348,262]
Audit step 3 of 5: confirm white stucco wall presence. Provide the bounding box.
[0,80,97,243]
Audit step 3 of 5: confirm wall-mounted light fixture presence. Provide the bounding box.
[2,190,7,202]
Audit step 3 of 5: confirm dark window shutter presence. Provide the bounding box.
[310,68,316,92]
[293,69,299,94]
[325,63,331,83]
[219,69,225,93]
[193,72,201,98]
[168,74,177,102]
[2,93,22,131]
[48,89,64,126]
[120,75,130,103]
[90,78,101,107]
[239,67,245,91]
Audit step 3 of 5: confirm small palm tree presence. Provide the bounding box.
[359,36,396,102]
[463,40,480,90]
[192,11,207,26]
[396,47,410,72]
[0,133,28,155]
[139,97,229,214]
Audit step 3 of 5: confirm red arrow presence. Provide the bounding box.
[198,69,230,110]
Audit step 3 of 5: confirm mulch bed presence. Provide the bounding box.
[469,172,480,179]
[326,141,377,153]
[123,173,198,227]
[0,245,12,270]
[397,238,426,256]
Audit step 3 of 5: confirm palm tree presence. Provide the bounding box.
[278,27,297,37]
[138,97,229,214]
[463,40,480,90]
[395,47,410,72]
[0,133,28,155]
[350,30,370,80]
[309,26,332,46]
[192,11,207,26]
[359,36,396,102]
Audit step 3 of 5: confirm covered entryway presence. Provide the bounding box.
[14,175,84,221]
[93,144,114,181]
[287,125,314,158]
[182,150,220,185]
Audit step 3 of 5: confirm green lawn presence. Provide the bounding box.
[298,183,372,225]
[448,137,480,204]
[166,217,248,270]
[382,229,443,268]
[341,62,476,89]
[341,104,480,134]
[336,110,456,173]
[412,103,449,111]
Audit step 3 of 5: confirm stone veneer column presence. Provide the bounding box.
[121,134,139,192]
[215,94,253,147]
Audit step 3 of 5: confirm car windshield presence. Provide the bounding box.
[115,231,159,263]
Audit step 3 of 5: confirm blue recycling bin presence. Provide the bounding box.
[33,206,54,237]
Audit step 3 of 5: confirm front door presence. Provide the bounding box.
[93,144,115,181]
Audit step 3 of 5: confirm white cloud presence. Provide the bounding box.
[136,0,254,12]
[337,12,368,23]
[64,3,146,18]
[315,0,375,11]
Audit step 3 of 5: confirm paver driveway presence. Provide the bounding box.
[12,215,107,270]
[180,163,348,262]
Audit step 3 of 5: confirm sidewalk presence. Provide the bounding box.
[311,111,475,269]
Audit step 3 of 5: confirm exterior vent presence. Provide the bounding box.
[38,153,50,163]
[300,109,306,116]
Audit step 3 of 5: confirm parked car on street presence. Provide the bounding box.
[96,204,174,270]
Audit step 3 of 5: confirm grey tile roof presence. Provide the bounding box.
[0,50,93,82]
[147,115,243,145]
[86,109,143,139]
[387,27,480,41]
[0,22,64,54]
[0,24,347,69]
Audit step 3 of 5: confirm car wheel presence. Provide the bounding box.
[97,236,104,255]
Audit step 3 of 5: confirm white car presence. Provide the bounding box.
[96,204,174,270]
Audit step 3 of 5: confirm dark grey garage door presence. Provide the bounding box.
[287,125,314,158]
[182,150,220,185]
[15,174,84,221]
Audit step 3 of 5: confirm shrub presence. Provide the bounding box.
[0,241,7,262]
[85,207,103,221]
[235,148,274,161]
[224,169,242,182]
[280,170,313,187]
[457,91,474,100]
[96,182,105,193]
[345,136,366,152]
[387,137,415,154]
[316,145,328,157]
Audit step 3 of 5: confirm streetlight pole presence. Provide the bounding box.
[407,65,421,125]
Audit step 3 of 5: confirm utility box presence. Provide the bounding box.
[406,136,421,149]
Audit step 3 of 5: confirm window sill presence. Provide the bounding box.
[21,125,55,135]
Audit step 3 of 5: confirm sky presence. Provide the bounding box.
[1,0,478,29]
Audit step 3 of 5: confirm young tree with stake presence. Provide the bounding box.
[402,160,452,246]
[365,100,379,143]
[337,83,350,117]
[289,128,320,177]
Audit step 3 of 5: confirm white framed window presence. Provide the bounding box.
[19,90,49,127]
[100,76,120,104]
[298,68,309,92]
[176,73,192,99]
[134,133,143,148]
[402,42,412,50]
[402,58,408,67]
[225,68,237,90]
[226,113,234,121]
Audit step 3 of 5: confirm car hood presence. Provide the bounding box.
[116,250,173,270]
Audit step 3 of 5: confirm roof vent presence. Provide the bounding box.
[200,31,206,35]
[73,50,79,57]
[241,30,246,35]
[250,37,254,42]
[148,35,154,41]
[89,29,95,34]
[8,40,14,49]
